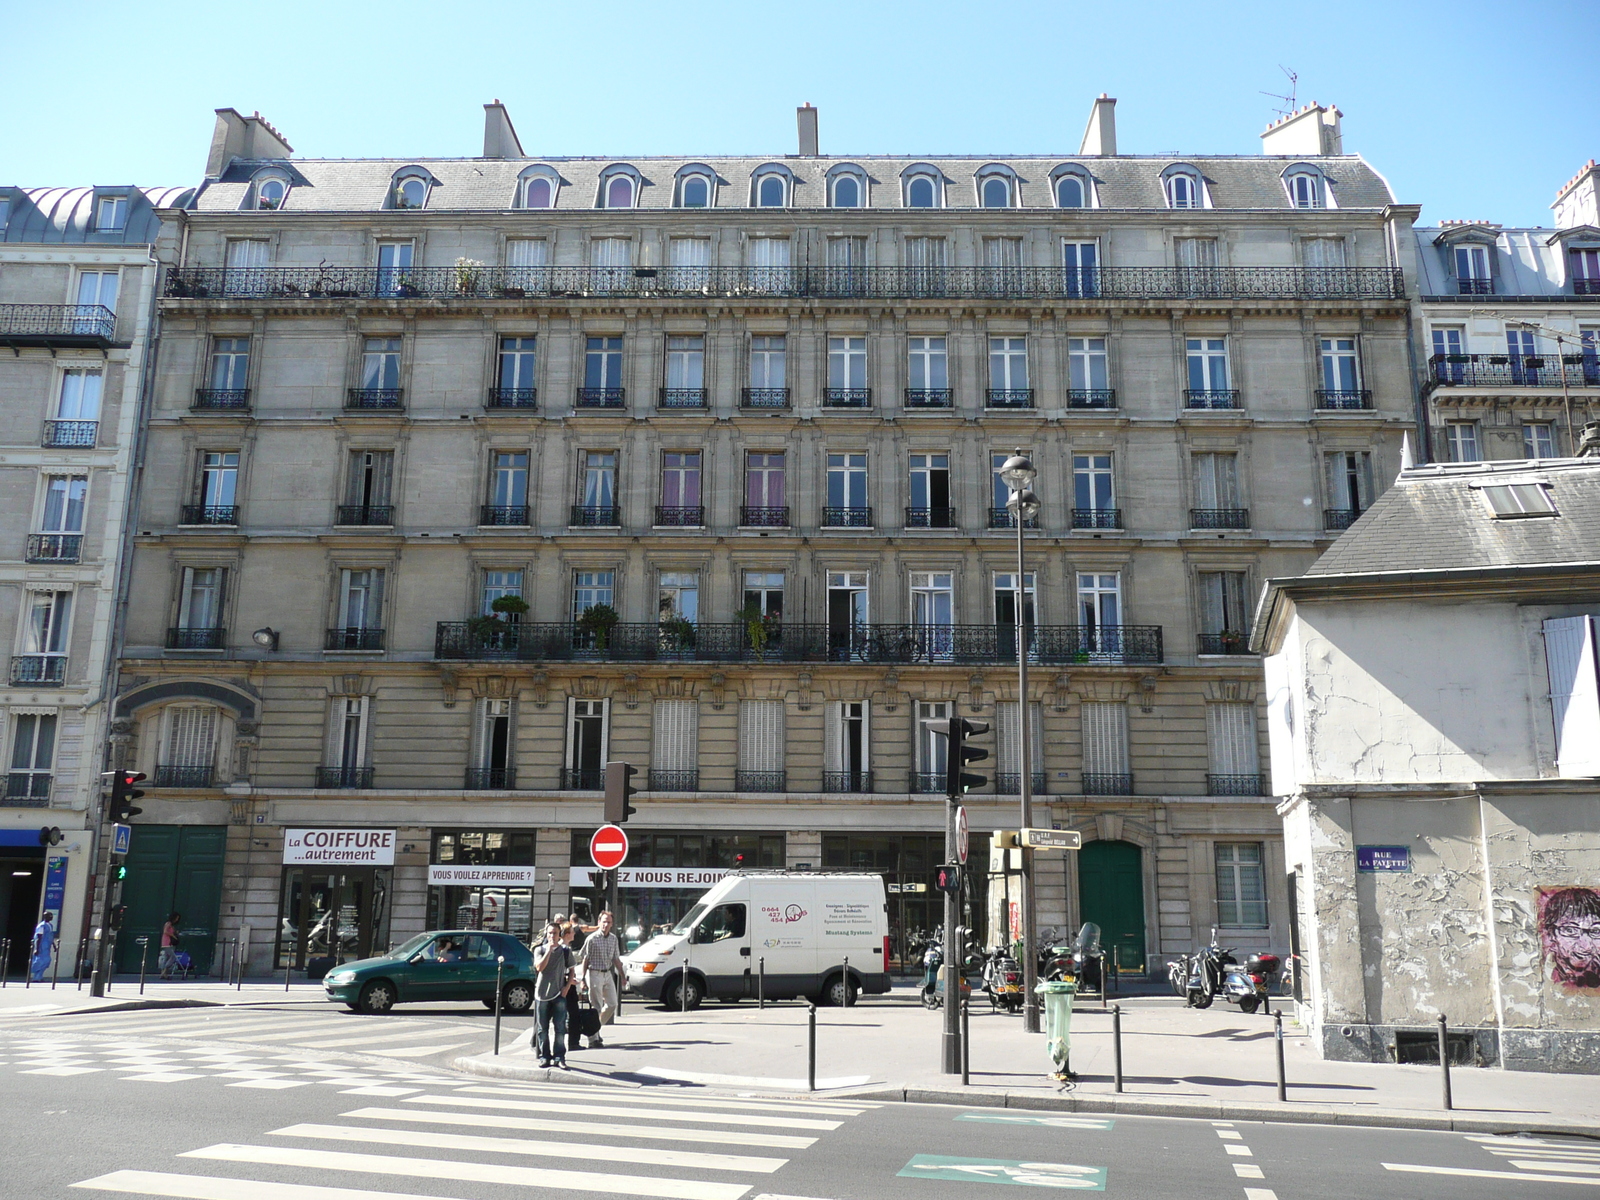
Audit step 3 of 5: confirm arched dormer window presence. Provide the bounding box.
[1162,165,1207,210]
[1051,165,1095,209]
[390,168,434,210]
[903,166,944,209]
[675,164,717,209]
[1283,164,1329,209]
[975,165,1018,209]
[751,165,792,208]
[827,164,868,208]
[246,169,291,211]
[517,165,560,209]
[597,164,643,209]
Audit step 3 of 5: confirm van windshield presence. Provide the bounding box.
[671,903,709,936]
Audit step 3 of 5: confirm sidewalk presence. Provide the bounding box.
[0,975,332,1016]
[455,987,1600,1134]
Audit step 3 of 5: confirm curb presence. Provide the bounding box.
[29,999,223,1018]
[453,1053,643,1088]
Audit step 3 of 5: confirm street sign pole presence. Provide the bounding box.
[942,788,960,1074]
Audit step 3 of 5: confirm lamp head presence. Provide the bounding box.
[1006,488,1042,520]
[998,449,1037,493]
[251,627,279,650]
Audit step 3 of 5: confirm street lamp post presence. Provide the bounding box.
[998,450,1043,1035]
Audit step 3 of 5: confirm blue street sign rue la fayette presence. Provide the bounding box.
[899,1155,1107,1189]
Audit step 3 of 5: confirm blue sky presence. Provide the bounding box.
[4,0,1594,227]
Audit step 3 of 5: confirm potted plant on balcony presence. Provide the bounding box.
[467,595,527,653]
[737,602,780,656]
[394,272,422,299]
[576,602,619,652]
[454,257,484,296]
[658,614,696,655]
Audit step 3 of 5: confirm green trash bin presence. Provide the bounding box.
[1036,979,1077,1080]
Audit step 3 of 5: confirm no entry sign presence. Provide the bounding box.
[955,806,969,865]
[590,824,629,871]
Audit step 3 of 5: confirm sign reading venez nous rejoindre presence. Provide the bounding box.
[282,828,396,866]
[568,867,727,890]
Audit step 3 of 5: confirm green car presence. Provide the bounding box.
[321,930,537,1014]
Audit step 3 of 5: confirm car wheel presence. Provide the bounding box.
[667,973,703,1011]
[824,974,857,1008]
[358,980,396,1014]
[501,980,535,1013]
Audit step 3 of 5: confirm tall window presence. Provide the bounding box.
[906,176,938,208]
[1571,248,1600,293]
[738,701,785,787]
[660,451,702,513]
[223,239,268,294]
[591,237,631,293]
[993,572,1037,626]
[584,337,623,390]
[1524,423,1556,459]
[1319,337,1360,393]
[1192,452,1240,511]
[742,571,784,618]
[161,707,219,781]
[25,591,73,663]
[828,571,870,640]
[679,175,710,208]
[1430,326,1465,383]
[197,451,239,517]
[1166,173,1199,209]
[1077,573,1121,652]
[982,238,1023,289]
[1454,244,1492,293]
[826,452,868,510]
[95,195,128,230]
[1324,450,1372,517]
[980,176,1011,208]
[1198,572,1250,649]
[572,570,614,618]
[1174,237,1218,269]
[334,697,369,772]
[908,336,948,392]
[1063,241,1098,296]
[1068,338,1108,391]
[1302,237,1346,269]
[745,451,785,509]
[909,572,955,659]
[666,238,712,289]
[362,338,401,391]
[8,713,56,800]
[1073,453,1115,515]
[177,568,224,631]
[908,453,951,525]
[481,570,523,615]
[747,237,790,271]
[337,569,384,631]
[658,572,699,624]
[498,337,536,393]
[490,451,529,513]
[665,336,705,391]
[604,176,634,209]
[346,450,394,514]
[523,177,554,208]
[652,699,698,785]
[56,369,103,422]
[828,336,867,389]
[40,476,87,539]
[506,237,549,280]
[1208,704,1260,795]
[1506,328,1540,385]
[1215,843,1267,927]
[1082,702,1130,784]
[904,235,947,273]
[375,240,413,294]
[989,336,1028,392]
[996,702,1044,791]
[831,175,861,208]
[825,701,870,787]
[210,338,250,391]
[915,701,950,778]
[1186,338,1230,393]
[750,336,786,388]
[580,451,617,508]
[478,698,512,778]
[1286,172,1322,208]
[1445,422,1481,463]
[77,271,119,315]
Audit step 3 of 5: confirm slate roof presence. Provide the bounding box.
[185,154,1395,214]
[1306,458,1600,576]
[1,186,193,243]
[1414,225,1596,297]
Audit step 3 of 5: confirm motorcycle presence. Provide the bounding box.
[980,946,1025,1013]
[1184,928,1230,1009]
[1227,953,1282,1014]
[920,939,945,1010]
[1037,929,1076,982]
[1069,923,1103,993]
[1166,951,1191,997]
[1184,929,1280,1013]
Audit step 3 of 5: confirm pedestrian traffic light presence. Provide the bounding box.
[109,904,127,931]
[114,862,128,882]
[935,864,963,894]
[945,718,990,798]
[109,770,145,822]
[603,761,638,824]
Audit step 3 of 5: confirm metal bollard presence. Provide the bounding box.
[137,937,149,995]
[960,997,970,1087]
[1274,1010,1287,1101]
[1438,1014,1453,1111]
[1100,952,1108,1009]
[1,936,9,986]
[493,957,505,1056]
[807,1002,817,1092]
[1112,1004,1123,1093]
[77,942,88,990]
[1111,946,1120,995]
[758,957,765,1009]
[682,948,691,1014]
[842,956,850,1008]
[285,958,292,991]
[50,934,62,991]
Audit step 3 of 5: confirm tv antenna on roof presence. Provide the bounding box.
[1261,66,1299,119]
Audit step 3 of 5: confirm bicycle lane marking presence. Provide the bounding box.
[897,1155,1106,1189]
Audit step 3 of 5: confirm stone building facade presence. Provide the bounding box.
[116,101,1416,979]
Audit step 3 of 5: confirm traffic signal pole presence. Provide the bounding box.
[942,788,960,1074]
[90,771,143,998]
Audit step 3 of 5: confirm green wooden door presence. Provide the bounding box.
[116,825,226,973]
[1077,840,1146,974]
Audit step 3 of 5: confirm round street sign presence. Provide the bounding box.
[590,824,629,871]
[955,806,969,865]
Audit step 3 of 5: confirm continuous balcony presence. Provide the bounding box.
[434,620,1164,665]
[740,505,789,528]
[658,388,708,410]
[167,627,227,650]
[42,420,97,448]
[335,505,394,526]
[1184,389,1241,410]
[575,387,625,410]
[1314,389,1373,410]
[10,656,65,685]
[1197,631,1252,655]
[1426,352,1600,389]
[485,387,538,410]
[345,388,403,411]
[740,388,789,409]
[326,627,385,651]
[26,534,82,563]
[480,505,530,527]
[1190,508,1250,530]
[1071,508,1121,530]
[905,388,952,409]
[464,768,516,790]
[153,766,213,788]
[180,505,239,526]
[317,766,374,789]
[0,304,117,349]
[989,508,1039,530]
[164,265,1407,303]
[905,507,957,529]
[192,389,251,412]
[985,389,1035,410]
[570,505,621,527]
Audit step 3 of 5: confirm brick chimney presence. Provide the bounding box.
[483,100,524,159]
[1079,95,1116,156]
[1260,102,1342,156]
[1553,160,1600,230]
[206,108,292,178]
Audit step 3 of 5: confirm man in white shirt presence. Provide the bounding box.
[578,910,623,1048]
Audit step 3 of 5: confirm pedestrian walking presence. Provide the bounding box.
[578,909,623,1048]
[532,920,575,1069]
[158,912,182,979]
[29,911,55,983]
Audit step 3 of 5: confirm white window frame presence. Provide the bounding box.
[1445,421,1481,463]
[23,589,74,657]
[477,697,514,772]
[481,569,523,615]
[1165,171,1203,210]
[1186,337,1230,393]
[95,194,128,230]
[749,335,786,389]
[977,173,1013,209]
[331,695,370,770]
[1319,336,1362,393]
[1523,423,1556,460]
[571,569,616,618]
[1072,453,1115,514]
[908,336,948,391]
[1215,842,1268,928]
[600,172,636,210]
[251,174,289,211]
[160,705,220,771]
[38,475,88,536]
[1284,171,1324,209]
[336,567,384,630]
[989,336,1029,391]
[652,698,699,774]
[579,450,617,509]
[566,697,610,772]
[753,173,788,209]
[827,336,867,389]
[904,173,942,209]
[677,172,715,209]
[829,171,865,208]
[392,174,430,210]
[75,270,119,313]
[915,700,950,775]
[1054,170,1092,209]
[1067,337,1108,391]
[825,700,871,776]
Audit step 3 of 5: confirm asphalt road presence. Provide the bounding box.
[3,1014,1596,1199]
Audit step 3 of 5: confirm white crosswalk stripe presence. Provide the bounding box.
[403,1091,843,1130]
[345,1105,819,1149]
[1384,1133,1600,1187]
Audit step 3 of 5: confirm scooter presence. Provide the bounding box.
[1037,929,1076,982]
[1223,953,1281,1014]
[981,947,1025,1013]
[1069,923,1103,993]
[1184,928,1231,1009]
[920,940,944,1010]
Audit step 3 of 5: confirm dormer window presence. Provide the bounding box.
[905,172,941,209]
[393,175,429,210]
[1284,167,1326,209]
[603,174,635,209]
[675,166,716,209]
[828,167,867,209]
[1057,176,1085,208]
[96,195,128,230]
[979,176,1012,209]
[525,177,553,208]
[1165,171,1201,209]
[256,178,286,210]
[755,174,787,208]
[0,194,9,229]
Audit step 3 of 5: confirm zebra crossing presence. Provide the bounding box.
[69,1078,874,1199]
[1383,1132,1600,1187]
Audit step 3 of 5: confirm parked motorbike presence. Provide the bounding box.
[1184,929,1280,1013]
[920,940,945,1010]
[981,946,1025,1013]
[1037,929,1076,982]
[1166,951,1191,997]
[1070,923,1103,993]
[1184,928,1230,1009]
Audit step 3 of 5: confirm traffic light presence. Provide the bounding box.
[109,770,145,822]
[114,862,128,882]
[934,864,963,895]
[603,761,638,824]
[38,826,61,847]
[109,904,127,931]
[945,718,990,798]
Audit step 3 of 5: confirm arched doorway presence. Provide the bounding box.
[1078,840,1146,974]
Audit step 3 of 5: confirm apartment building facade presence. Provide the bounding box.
[0,184,186,977]
[117,101,1416,980]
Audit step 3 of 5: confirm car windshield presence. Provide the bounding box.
[392,932,438,959]
[671,903,709,936]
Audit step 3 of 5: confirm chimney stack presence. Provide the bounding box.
[482,100,525,159]
[1078,95,1117,156]
[1553,160,1600,230]
[1260,102,1343,156]
[797,103,819,157]
[206,108,293,178]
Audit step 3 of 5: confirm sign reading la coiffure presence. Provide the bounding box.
[282,828,396,866]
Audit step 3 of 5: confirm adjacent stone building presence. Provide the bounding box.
[116,99,1417,980]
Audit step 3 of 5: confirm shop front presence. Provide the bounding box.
[822,832,986,972]
[275,828,395,971]
[425,829,543,942]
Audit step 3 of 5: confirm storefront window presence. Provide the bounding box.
[822,833,977,973]
[432,830,536,865]
[427,829,543,943]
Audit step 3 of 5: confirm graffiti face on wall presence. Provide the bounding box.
[1538,887,1600,991]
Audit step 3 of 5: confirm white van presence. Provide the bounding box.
[622,871,890,1008]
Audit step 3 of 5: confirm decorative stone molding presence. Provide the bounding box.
[621,672,640,708]
[1138,676,1159,713]
[438,668,459,707]
[1052,674,1073,711]
[708,672,727,710]
[528,671,549,708]
[1202,678,1259,703]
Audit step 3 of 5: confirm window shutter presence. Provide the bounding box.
[1199,574,1224,634]
[652,699,697,772]
[1082,702,1129,775]
[824,701,842,773]
[669,238,711,268]
[506,238,549,268]
[325,697,347,765]
[1207,703,1259,776]
[1322,452,1342,509]
[738,700,784,772]
[996,702,1018,775]
[1544,616,1600,777]
[368,570,385,628]
[1357,452,1374,508]
[165,707,217,768]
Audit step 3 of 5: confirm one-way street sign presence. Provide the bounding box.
[1022,828,1082,850]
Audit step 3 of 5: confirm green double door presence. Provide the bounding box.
[1077,840,1146,974]
[115,825,226,973]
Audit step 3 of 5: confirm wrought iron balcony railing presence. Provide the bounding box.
[658,388,708,410]
[905,388,952,408]
[42,420,97,448]
[822,506,873,528]
[154,766,213,788]
[1082,773,1134,795]
[1314,389,1373,410]
[1184,389,1241,409]
[1190,508,1250,530]
[823,771,874,794]
[167,627,226,650]
[4,772,51,804]
[562,768,605,791]
[345,388,403,410]
[575,387,625,409]
[480,505,530,526]
[26,534,82,563]
[1426,352,1600,389]
[165,265,1406,303]
[740,505,790,527]
[648,769,699,792]
[1208,773,1264,796]
[10,656,65,685]
[909,772,947,795]
[1065,389,1117,410]
[736,770,786,793]
[1197,631,1252,655]
[192,389,251,411]
[1071,508,1121,529]
[570,505,621,527]
[434,620,1164,665]
[1576,280,1600,295]
[335,505,394,526]
[986,388,1035,409]
[486,387,538,410]
[326,627,385,651]
[0,303,117,347]
[655,506,705,527]
[905,507,958,529]
[1324,507,1362,531]
[1456,278,1494,295]
[180,505,239,526]
[989,508,1039,530]
[317,766,374,789]
[741,387,790,409]
[464,768,516,790]
[823,388,872,409]
[994,772,1048,796]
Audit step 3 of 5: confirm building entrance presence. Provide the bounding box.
[0,849,44,978]
[1078,839,1146,974]
[277,867,392,971]
[115,825,226,973]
